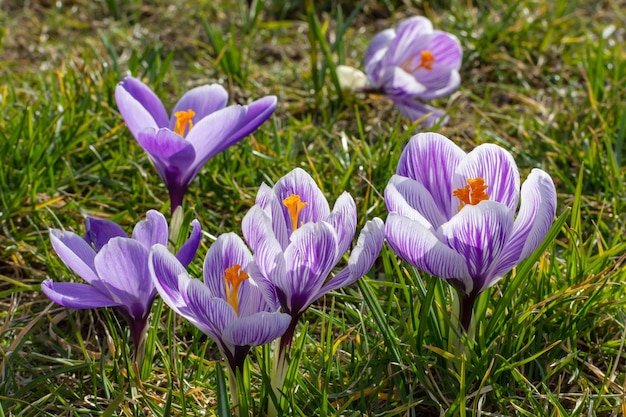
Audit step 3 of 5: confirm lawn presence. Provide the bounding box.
[0,0,625,416]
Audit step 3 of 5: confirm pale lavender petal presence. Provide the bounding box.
[442,202,514,293]
[385,213,473,293]
[237,278,274,317]
[242,205,282,253]
[414,70,460,100]
[222,311,291,347]
[131,210,168,248]
[429,31,462,70]
[115,78,165,139]
[182,277,236,340]
[272,168,331,229]
[42,279,119,309]
[394,100,448,127]
[136,128,196,167]
[379,67,427,99]
[364,28,395,77]
[453,144,521,212]
[50,230,99,285]
[252,184,290,249]
[283,222,339,313]
[396,133,465,219]
[149,244,191,315]
[176,219,202,268]
[245,238,285,311]
[169,84,229,127]
[203,233,253,300]
[488,169,557,282]
[317,218,384,298]
[227,96,277,142]
[183,105,247,182]
[384,16,433,67]
[324,192,357,257]
[385,176,445,230]
[84,218,126,251]
[94,238,153,317]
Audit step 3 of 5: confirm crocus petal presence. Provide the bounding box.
[245,238,285,312]
[222,311,291,347]
[385,175,445,230]
[183,105,247,182]
[227,96,277,143]
[242,205,281,253]
[488,169,557,282]
[317,218,385,298]
[84,218,127,250]
[115,77,167,139]
[283,222,339,313]
[42,279,120,309]
[272,168,331,228]
[364,28,395,74]
[379,67,427,99]
[176,219,202,268]
[237,277,274,317]
[385,213,473,293]
[429,31,463,70]
[94,238,153,316]
[169,84,229,127]
[453,144,521,212]
[252,184,290,249]
[441,202,515,293]
[324,192,357,257]
[182,277,236,340]
[136,128,196,167]
[384,16,433,67]
[50,230,99,285]
[131,210,169,248]
[396,133,465,219]
[149,244,191,314]
[394,100,448,127]
[203,233,253,300]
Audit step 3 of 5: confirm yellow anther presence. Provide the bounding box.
[173,109,195,136]
[223,264,249,316]
[452,178,489,211]
[283,194,308,231]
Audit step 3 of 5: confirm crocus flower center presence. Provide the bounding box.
[174,109,195,136]
[283,194,308,231]
[223,264,249,316]
[400,50,436,73]
[452,178,489,211]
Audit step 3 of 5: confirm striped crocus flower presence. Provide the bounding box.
[364,16,462,126]
[385,132,557,330]
[42,210,201,359]
[242,168,385,349]
[149,233,291,373]
[115,76,277,212]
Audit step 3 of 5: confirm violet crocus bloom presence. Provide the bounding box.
[42,210,201,356]
[384,132,557,329]
[115,76,277,212]
[364,16,462,127]
[149,234,291,373]
[242,168,385,349]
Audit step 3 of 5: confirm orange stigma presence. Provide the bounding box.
[223,264,249,316]
[283,194,308,231]
[417,50,435,70]
[452,178,489,211]
[400,50,436,73]
[173,109,195,136]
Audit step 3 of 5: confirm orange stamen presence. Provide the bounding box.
[223,264,249,316]
[173,109,195,136]
[283,194,308,231]
[400,50,436,73]
[452,178,489,211]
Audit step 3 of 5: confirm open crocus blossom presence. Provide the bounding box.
[42,210,201,358]
[363,16,462,127]
[148,234,291,373]
[384,132,557,330]
[242,168,385,348]
[115,76,277,212]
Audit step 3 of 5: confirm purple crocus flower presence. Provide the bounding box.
[364,16,462,127]
[242,168,385,349]
[115,76,277,212]
[42,210,201,357]
[384,132,557,329]
[148,233,291,373]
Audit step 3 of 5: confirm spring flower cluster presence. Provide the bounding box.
[42,14,557,417]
